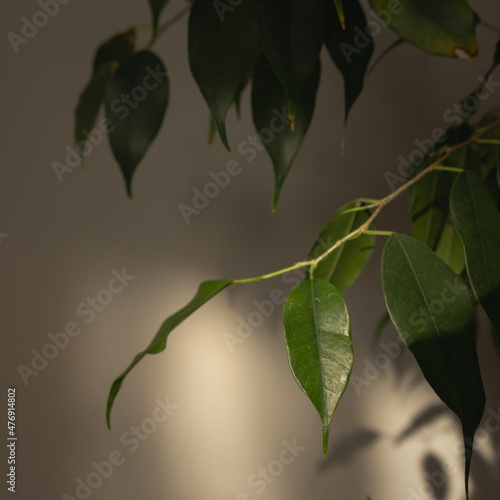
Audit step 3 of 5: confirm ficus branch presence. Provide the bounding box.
[235,118,500,285]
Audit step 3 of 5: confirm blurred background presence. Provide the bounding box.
[1,1,500,499]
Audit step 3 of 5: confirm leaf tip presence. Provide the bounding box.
[322,425,330,456]
[289,115,296,132]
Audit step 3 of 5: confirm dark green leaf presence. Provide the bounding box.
[74,73,108,157]
[306,200,375,292]
[260,0,327,125]
[451,171,500,355]
[325,0,374,145]
[382,233,485,497]
[188,0,260,150]
[93,29,136,74]
[107,279,233,428]
[369,0,477,59]
[251,53,320,209]
[74,29,136,157]
[283,278,353,456]
[105,50,169,197]
[149,0,171,38]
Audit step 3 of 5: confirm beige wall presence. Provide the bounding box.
[2,1,500,499]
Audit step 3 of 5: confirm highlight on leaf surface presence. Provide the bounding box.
[283,278,353,456]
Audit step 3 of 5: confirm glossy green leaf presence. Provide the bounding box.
[369,0,477,59]
[105,50,169,197]
[283,278,353,456]
[74,73,108,157]
[93,29,136,74]
[251,53,320,210]
[149,0,171,38]
[260,0,327,125]
[306,200,375,292]
[382,233,485,497]
[107,279,233,428]
[451,171,500,354]
[325,0,374,145]
[188,0,260,150]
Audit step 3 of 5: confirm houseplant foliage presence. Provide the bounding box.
[72,0,500,497]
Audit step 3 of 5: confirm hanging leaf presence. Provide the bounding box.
[382,233,485,497]
[93,29,136,74]
[324,0,374,149]
[149,0,171,38]
[368,0,478,59]
[251,53,320,209]
[107,279,233,428]
[188,0,260,150]
[105,50,169,197]
[260,0,327,127]
[74,73,109,157]
[306,200,375,292]
[74,29,136,158]
[283,278,353,456]
[451,171,500,355]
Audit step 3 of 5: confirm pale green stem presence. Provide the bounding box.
[230,115,500,285]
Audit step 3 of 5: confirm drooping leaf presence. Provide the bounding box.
[306,200,375,292]
[74,29,136,157]
[451,171,500,355]
[74,73,108,157]
[283,278,353,456]
[251,53,320,209]
[93,29,136,74]
[105,50,169,197]
[149,0,171,38]
[107,279,233,428]
[260,0,327,126]
[382,233,485,497]
[188,0,260,150]
[324,0,374,146]
[369,0,478,59]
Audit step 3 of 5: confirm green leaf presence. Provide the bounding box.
[382,233,485,497]
[251,53,320,210]
[188,0,260,150]
[306,200,375,292]
[93,29,136,74]
[149,0,171,38]
[74,73,108,157]
[107,279,233,428]
[260,0,327,126]
[325,0,374,147]
[369,0,477,59]
[283,278,353,456]
[410,144,476,271]
[451,171,500,355]
[105,50,169,197]
[74,29,136,157]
